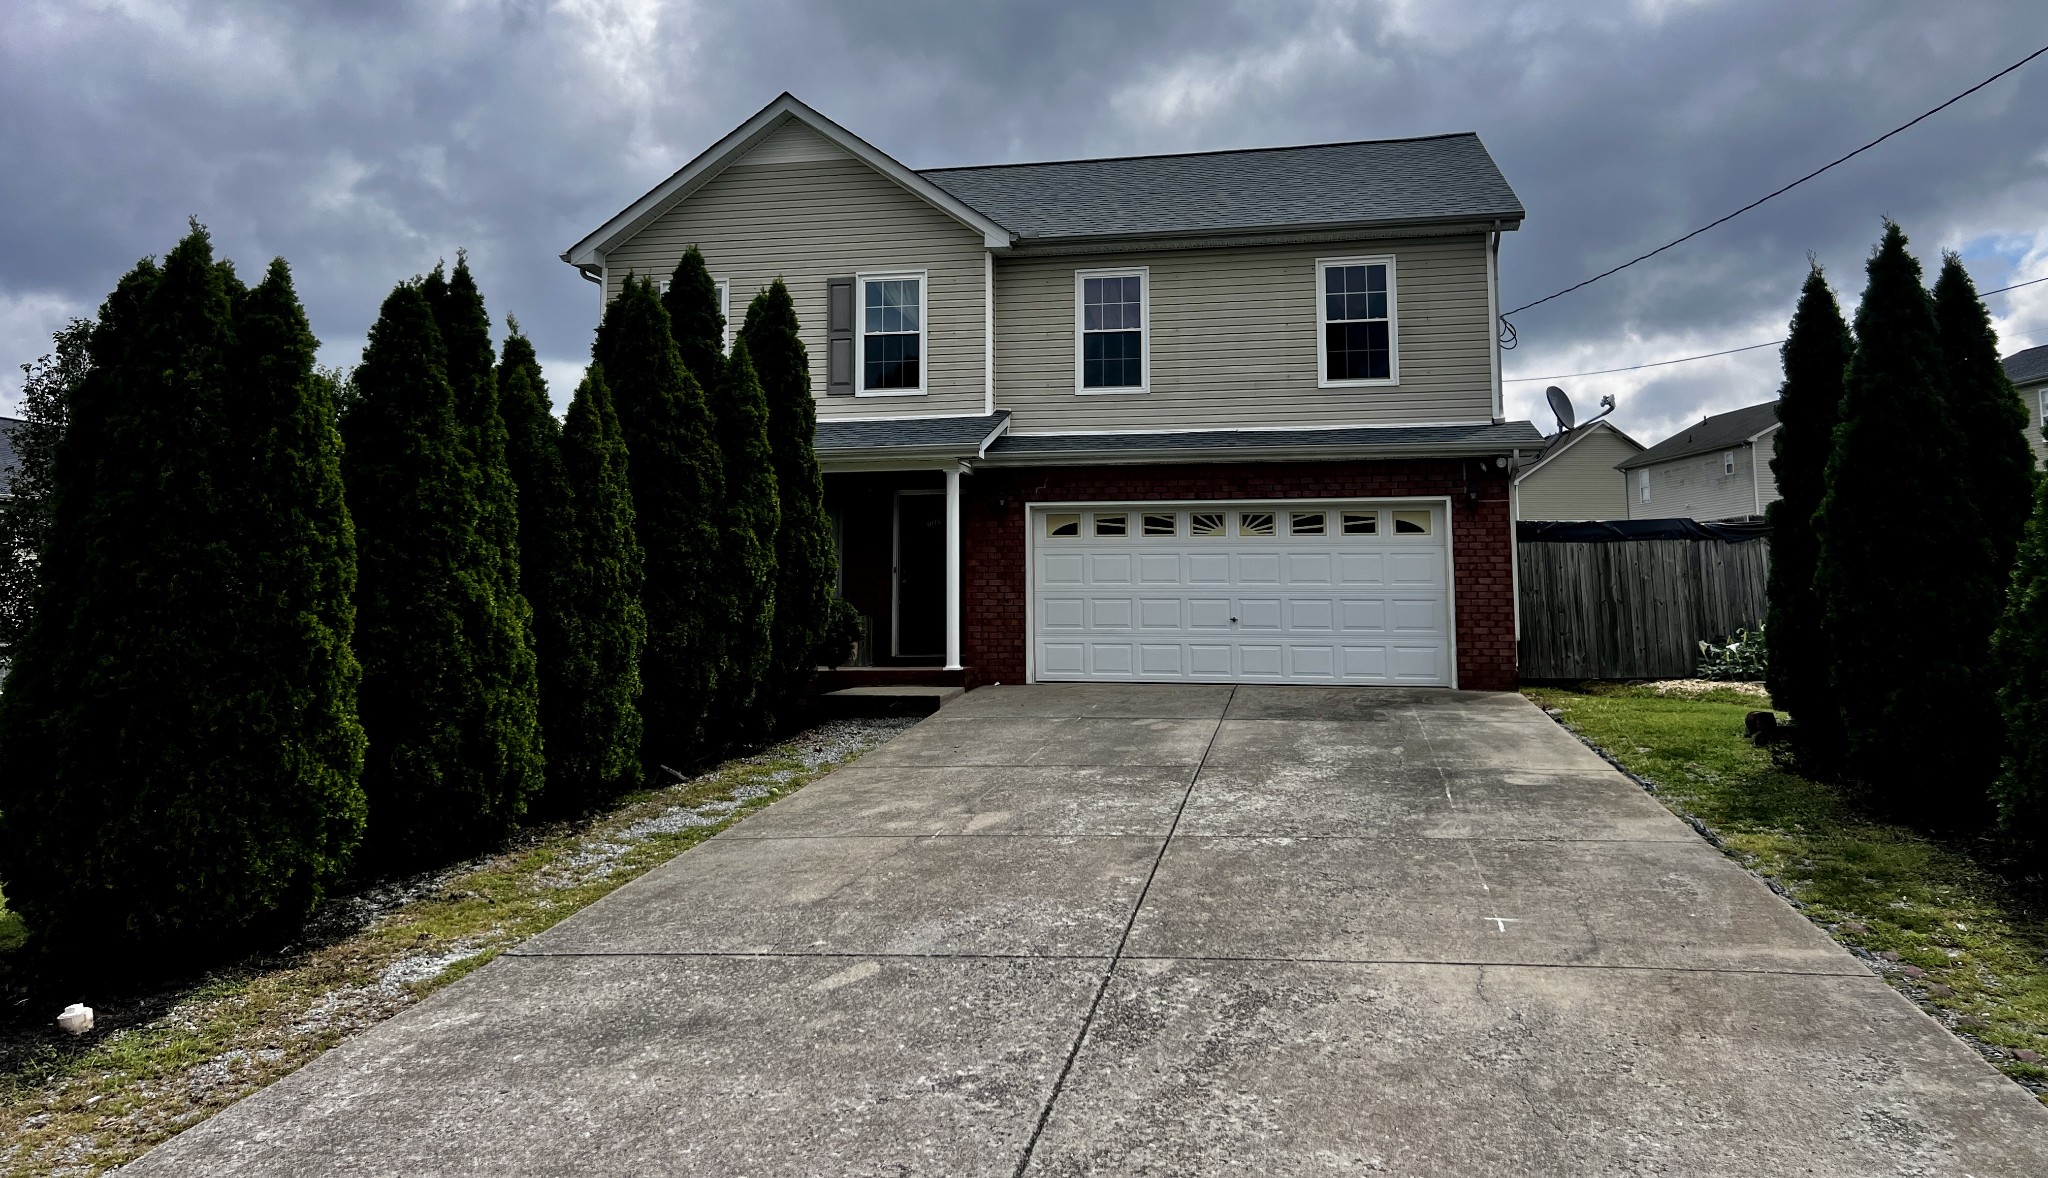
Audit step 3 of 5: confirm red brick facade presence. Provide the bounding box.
[959,459,1518,691]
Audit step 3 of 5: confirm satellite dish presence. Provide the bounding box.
[1546,385,1576,432]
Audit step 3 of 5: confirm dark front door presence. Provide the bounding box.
[894,492,945,659]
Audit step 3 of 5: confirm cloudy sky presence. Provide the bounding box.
[4,0,2046,444]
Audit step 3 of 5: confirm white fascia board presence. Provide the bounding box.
[563,93,1014,267]
[1744,421,1783,444]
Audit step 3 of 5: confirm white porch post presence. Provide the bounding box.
[944,466,964,671]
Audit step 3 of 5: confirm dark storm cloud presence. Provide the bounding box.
[4,0,2047,446]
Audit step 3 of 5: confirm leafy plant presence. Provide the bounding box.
[1697,624,1769,680]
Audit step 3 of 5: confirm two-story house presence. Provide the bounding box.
[2007,343,2048,467]
[1617,401,1781,523]
[563,94,1539,690]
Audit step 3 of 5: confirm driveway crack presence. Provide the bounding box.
[1009,686,1236,1177]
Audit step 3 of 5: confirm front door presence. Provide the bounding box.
[894,491,945,659]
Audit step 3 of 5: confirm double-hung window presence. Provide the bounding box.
[857,272,925,394]
[1075,268,1148,393]
[1317,256,1397,386]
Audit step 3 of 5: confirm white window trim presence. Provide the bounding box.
[1315,254,1400,389]
[714,278,731,350]
[1073,266,1150,396]
[854,268,929,397]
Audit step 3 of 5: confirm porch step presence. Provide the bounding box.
[814,666,966,691]
[816,685,965,718]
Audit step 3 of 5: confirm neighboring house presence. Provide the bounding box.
[1617,401,1781,522]
[563,93,1538,689]
[1511,420,1644,521]
[2007,343,2048,468]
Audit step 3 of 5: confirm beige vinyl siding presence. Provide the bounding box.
[1631,446,1761,521]
[2025,380,2048,468]
[1516,428,1637,520]
[602,123,989,420]
[993,234,1494,432]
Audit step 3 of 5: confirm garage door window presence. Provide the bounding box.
[1239,511,1276,536]
[1392,509,1432,535]
[1342,510,1378,535]
[1046,513,1080,537]
[1143,512,1177,536]
[1289,510,1326,535]
[1191,512,1226,536]
[1094,513,1128,536]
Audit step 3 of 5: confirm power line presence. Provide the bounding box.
[1500,42,2048,322]
[1503,274,2048,384]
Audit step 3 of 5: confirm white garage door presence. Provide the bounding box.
[1030,501,1452,686]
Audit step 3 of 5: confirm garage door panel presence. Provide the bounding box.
[1032,503,1449,687]
[1138,598,1183,629]
[1236,553,1282,584]
[1090,598,1133,629]
[1043,553,1085,585]
[1288,598,1335,631]
[1138,554,1182,584]
[1139,644,1183,675]
[1043,598,1085,629]
[1286,553,1334,585]
[1237,599,1283,630]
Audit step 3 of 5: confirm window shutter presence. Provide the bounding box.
[827,277,855,396]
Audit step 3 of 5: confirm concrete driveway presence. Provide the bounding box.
[129,685,2048,1175]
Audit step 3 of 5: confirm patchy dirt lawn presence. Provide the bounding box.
[0,716,916,1177]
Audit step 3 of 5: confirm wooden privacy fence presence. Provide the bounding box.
[1516,519,1771,680]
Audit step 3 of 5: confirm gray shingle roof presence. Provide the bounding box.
[1617,402,1781,471]
[814,412,1010,456]
[0,418,21,496]
[2006,343,2048,387]
[920,133,1524,244]
[981,420,1544,464]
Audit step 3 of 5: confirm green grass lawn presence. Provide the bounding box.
[1525,682,2048,1100]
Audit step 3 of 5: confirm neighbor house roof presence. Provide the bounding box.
[1512,419,1643,485]
[980,420,1544,466]
[0,417,21,497]
[814,412,1011,465]
[566,94,1524,266]
[2006,343,2048,387]
[920,133,1524,246]
[1617,402,1781,471]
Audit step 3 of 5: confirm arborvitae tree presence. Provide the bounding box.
[0,229,365,967]
[1814,223,1989,824]
[593,275,725,774]
[1994,469,2048,843]
[662,246,726,393]
[345,281,522,867]
[1763,264,1853,770]
[496,325,580,814]
[421,258,544,822]
[0,319,88,660]
[1934,252,2036,591]
[706,340,780,742]
[549,366,647,807]
[741,280,841,715]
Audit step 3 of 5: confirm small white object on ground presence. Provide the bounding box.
[57,1003,93,1035]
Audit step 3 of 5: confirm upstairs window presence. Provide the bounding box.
[1639,470,1651,504]
[1317,257,1396,386]
[1722,451,1735,476]
[1076,269,1148,393]
[859,273,924,394]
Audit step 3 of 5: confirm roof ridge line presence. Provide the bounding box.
[917,131,1482,175]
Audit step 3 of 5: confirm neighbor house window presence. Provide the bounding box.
[716,279,731,349]
[1076,268,1148,393]
[1722,450,1735,476]
[1639,470,1651,504]
[1317,257,1396,385]
[858,272,924,393]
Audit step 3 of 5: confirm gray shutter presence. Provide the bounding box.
[826,277,855,396]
